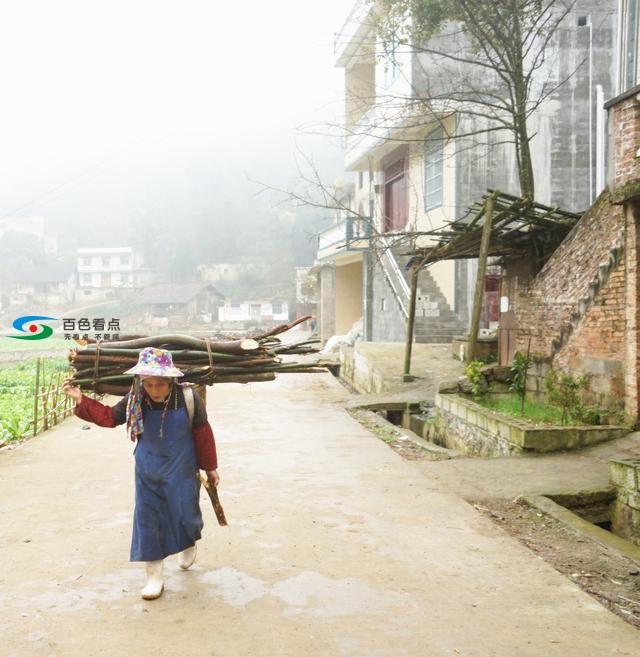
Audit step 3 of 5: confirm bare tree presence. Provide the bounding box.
[341,0,592,201]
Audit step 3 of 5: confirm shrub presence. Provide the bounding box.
[465,360,485,398]
[509,352,531,399]
[544,368,589,425]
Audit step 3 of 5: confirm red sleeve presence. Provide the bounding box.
[75,396,119,428]
[192,422,218,471]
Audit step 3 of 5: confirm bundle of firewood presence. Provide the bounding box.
[69,316,325,395]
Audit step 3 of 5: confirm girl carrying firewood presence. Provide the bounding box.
[62,346,219,601]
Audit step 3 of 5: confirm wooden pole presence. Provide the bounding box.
[521,336,532,413]
[467,195,495,362]
[33,358,40,438]
[403,268,420,380]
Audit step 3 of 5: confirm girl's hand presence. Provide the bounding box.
[62,378,83,403]
[206,469,220,487]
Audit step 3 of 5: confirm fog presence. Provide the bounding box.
[0,0,348,279]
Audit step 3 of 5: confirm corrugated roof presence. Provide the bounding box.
[139,283,223,304]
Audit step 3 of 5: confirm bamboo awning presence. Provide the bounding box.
[408,189,581,267]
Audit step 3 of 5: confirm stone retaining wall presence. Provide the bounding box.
[431,393,626,456]
[610,459,640,546]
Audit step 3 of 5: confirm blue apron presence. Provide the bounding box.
[130,406,203,562]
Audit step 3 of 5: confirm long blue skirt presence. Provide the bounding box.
[130,407,203,561]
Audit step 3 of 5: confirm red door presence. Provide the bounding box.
[383,159,407,232]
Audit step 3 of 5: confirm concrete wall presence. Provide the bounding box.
[319,266,336,342]
[370,255,407,342]
[335,261,363,334]
[345,61,375,131]
[610,460,640,546]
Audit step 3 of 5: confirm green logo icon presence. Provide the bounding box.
[9,316,58,340]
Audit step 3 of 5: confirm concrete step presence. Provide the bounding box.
[415,324,466,333]
[415,335,457,344]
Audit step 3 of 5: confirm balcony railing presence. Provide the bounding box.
[317,217,373,261]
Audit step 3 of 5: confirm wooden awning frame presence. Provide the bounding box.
[408,189,581,268]
[401,190,581,373]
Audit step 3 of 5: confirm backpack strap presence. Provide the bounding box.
[183,385,195,426]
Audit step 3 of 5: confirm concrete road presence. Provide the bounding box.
[1,373,638,657]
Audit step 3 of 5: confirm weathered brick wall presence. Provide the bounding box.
[513,192,625,357]
[607,88,640,420]
[508,192,626,411]
[624,205,640,420]
[553,257,626,408]
[609,92,640,194]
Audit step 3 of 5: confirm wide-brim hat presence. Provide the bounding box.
[124,347,184,378]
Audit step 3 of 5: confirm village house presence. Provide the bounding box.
[218,299,289,327]
[318,0,616,344]
[76,246,153,302]
[2,263,75,311]
[138,282,224,328]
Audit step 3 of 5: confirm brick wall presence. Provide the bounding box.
[553,257,626,408]
[609,92,640,194]
[609,88,640,420]
[512,192,625,358]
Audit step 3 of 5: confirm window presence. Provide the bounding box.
[358,172,363,189]
[80,256,91,266]
[384,40,400,86]
[380,298,386,312]
[272,301,283,314]
[82,274,91,286]
[102,256,110,266]
[624,0,639,91]
[120,255,130,266]
[424,127,445,211]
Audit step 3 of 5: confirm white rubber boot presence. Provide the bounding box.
[141,560,164,600]
[178,544,197,570]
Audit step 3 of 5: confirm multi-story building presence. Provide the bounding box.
[318,0,617,344]
[76,247,152,301]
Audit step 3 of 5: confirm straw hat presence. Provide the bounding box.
[124,347,184,378]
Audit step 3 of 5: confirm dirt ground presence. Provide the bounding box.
[471,498,640,630]
[352,409,640,631]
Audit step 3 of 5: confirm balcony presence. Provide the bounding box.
[317,217,372,262]
[344,99,418,171]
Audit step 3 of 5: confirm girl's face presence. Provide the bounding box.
[142,376,171,402]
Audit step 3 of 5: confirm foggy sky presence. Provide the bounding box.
[0,0,349,235]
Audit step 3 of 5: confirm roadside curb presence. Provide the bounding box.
[517,493,640,566]
[349,407,464,460]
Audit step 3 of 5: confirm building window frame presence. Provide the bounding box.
[383,39,401,87]
[424,126,445,212]
[621,0,640,92]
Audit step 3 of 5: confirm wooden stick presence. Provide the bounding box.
[198,472,228,526]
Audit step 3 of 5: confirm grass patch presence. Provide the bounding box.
[0,357,70,441]
[474,394,564,425]
[0,336,71,352]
